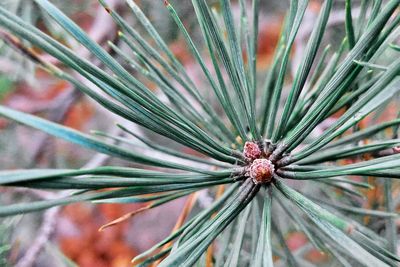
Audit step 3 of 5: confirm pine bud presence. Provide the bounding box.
[243,141,262,160]
[249,159,275,184]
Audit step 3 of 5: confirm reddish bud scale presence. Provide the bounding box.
[243,141,262,160]
[249,159,274,184]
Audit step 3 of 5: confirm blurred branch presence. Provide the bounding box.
[15,208,59,267]
[29,88,82,166]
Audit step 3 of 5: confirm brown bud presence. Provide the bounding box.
[243,141,262,160]
[249,159,274,184]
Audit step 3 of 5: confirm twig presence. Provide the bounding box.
[14,208,59,267]
[29,89,82,166]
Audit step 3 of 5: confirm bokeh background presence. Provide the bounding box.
[1,0,396,266]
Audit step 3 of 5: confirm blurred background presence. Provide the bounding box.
[0,0,395,266]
